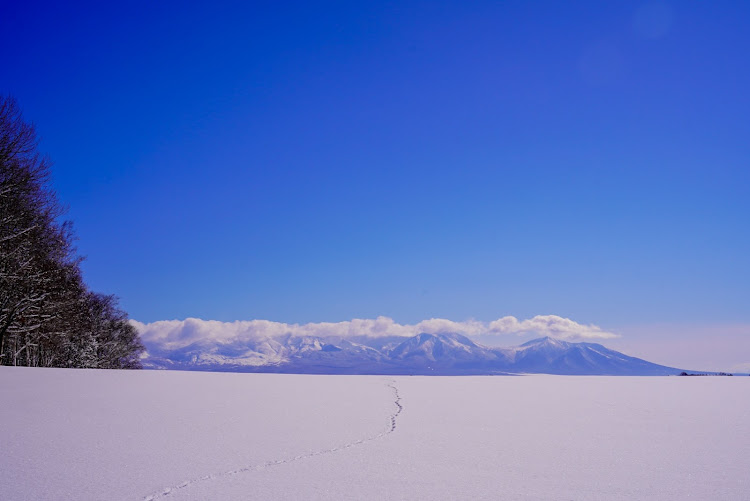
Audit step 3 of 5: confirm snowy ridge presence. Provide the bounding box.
[141,378,403,501]
[142,333,682,375]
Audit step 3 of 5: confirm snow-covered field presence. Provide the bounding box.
[1,367,748,500]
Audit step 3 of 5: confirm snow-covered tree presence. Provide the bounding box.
[0,95,144,368]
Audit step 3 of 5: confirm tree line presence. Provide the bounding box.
[1,95,144,368]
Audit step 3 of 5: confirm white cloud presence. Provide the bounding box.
[133,314,619,350]
[414,318,487,336]
[488,315,619,341]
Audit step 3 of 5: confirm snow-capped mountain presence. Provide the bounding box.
[142,332,681,375]
[496,337,678,375]
[389,333,498,362]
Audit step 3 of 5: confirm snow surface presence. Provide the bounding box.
[1,367,748,500]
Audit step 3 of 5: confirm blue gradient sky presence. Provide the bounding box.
[2,1,749,367]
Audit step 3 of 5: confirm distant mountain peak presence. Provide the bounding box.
[521,336,569,347]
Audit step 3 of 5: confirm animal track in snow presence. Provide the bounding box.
[141,378,403,501]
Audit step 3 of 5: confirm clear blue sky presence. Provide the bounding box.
[2,1,749,335]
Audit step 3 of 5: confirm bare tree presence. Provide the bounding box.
[0,95,144,368]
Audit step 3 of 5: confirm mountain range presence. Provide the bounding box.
[142,332,681,375]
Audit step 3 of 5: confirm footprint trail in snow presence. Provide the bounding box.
[142,378,403,501]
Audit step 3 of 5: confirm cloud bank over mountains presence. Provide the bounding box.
[133,317,679,376]
[133,315,619,350]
